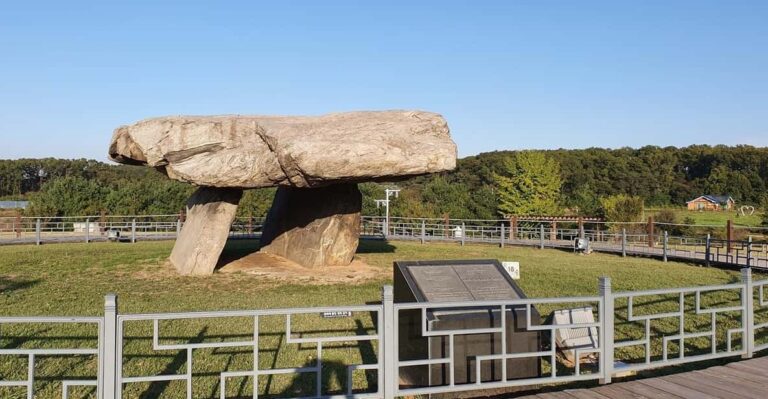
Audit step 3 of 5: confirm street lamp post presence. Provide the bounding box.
[375,188,400,237]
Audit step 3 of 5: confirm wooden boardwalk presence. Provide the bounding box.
[520,356,768,399]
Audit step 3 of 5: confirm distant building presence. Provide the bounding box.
[0,200,29,209]
[686,195,734,211]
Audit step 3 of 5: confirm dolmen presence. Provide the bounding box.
[109,111,457,275]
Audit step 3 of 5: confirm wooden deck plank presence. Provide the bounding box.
[695,369,768,394]
[636,378,719,399]
[559,389,612,399]
[663,372,756,399]
[615,381,682,399]
[592,384,658,399]
[518,357,768,399]
[590,385,639,399]
[726,362,768,377]
[707,364,768,384]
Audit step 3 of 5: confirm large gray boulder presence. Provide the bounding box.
[109,111,456,273]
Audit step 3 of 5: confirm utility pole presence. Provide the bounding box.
[375,188,400,237]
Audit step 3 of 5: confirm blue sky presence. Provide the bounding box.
[1,1,766,160]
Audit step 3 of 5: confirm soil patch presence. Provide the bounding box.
[217,252,387,284]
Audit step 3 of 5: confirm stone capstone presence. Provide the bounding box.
[169,187,243,275]
[108,111,456,188]
[260,184,362,268]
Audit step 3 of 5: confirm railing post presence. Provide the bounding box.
[500,222,505,248]
[460,222,466,246]
[727,219,734,254]
[663,231,668,262]
[705,233,711,266]
[599,276,613,384]
[647,216,654,248]
[747,236,753,267]
[381,285,395,399]
[85,217,90,243]
[35,218,41,245]
[621,228,627,257]
[539,224,544,249]
[130,219,136,243]
[103,293,118,399]
[741,268,754,359]
[420,219,426,244]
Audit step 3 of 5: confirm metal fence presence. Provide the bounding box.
[3,270,768,398]
[365,216,768,270]
[2,214,768,269]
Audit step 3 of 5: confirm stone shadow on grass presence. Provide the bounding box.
[356,240,396,254]
[216,238,261,269]
[0,277,40,294]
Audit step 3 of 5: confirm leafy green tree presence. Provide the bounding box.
[761,196,768,227]
[493,151,562,216]
[600,194,644,223]
[237,188,276,217]
[26,176,108,216]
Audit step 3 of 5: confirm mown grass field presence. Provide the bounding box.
[646,207,764,227]
[0,239,766,398]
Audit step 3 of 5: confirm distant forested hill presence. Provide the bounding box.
[2,145,767,218]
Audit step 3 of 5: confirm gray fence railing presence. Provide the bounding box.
[3,270,768,398]
[2,215,768,269]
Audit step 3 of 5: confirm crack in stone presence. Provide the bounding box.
[252,122,309,187]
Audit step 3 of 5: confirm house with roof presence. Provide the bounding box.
[686,195,735,211]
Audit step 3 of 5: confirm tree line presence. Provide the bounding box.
[2,145,767,222]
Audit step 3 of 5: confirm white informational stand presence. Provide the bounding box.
[552,307,598,365]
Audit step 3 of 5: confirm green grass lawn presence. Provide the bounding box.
[0,239,765,398]
[647,207,764,227]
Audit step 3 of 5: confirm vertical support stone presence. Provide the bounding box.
[578,216,585,239]
[705,233,711,267]
[172,187,243,274]
[103,293,118,399]
[500,222,505,248]
[599,277,614,384]
[742,268,754,359]
[647,216,654,248]
[130,219,136,243]
[747,236,753,267]
[663,231,668,262]
[621,228,627,257]
[539,224,545,249]
[443,213,449,240]
[85,217,90,243]
[460,222,466,246]
[260,184,359,268]
[420,219,426,244]
[381,285,395,399]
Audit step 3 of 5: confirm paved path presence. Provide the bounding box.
[521,356,768,399]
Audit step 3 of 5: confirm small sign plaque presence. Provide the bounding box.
[321,311,353,318]
[502,261,520,280]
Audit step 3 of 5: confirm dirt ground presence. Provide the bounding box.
[217,251,388,284]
